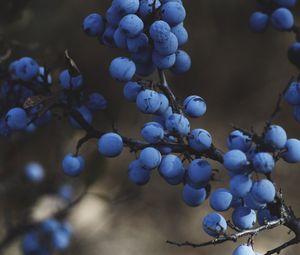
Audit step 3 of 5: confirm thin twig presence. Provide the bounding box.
[167,219,285,248]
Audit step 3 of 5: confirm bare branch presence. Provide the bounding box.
[265,237,299,255]
[266,76,294,127]
[157,69,183,114]
[167,219,285,248]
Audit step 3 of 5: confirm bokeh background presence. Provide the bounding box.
[0,0,300,254]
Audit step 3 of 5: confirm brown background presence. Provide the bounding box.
[1,1,300,254]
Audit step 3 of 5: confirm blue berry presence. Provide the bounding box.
[183,95,206,118]
[154,32,178,56]
[106,6,122,27]
[127,33,149,53]
[165,170,185,185]
[123,81,142,102]
[210,188,233,212]
[15,57,39,81]
[232,206,256,229]
[24,162,45,183]
[113,28,128,49]
[223,150,248,174]
[188,128,212,151]
[252,152,275,174]
[109,57,136,81]
[165,113,190,135]
[59,70,83,90]
[230,174,253,198]
[249,12,269,32]
[113,0,140,15]
[233,245,255,255]
[136,89,161,113]
[141,122,164,143]
[150,20,171,42]
[187,159,212,188]
[251,179,276,204]
[171,50,191,74]
[182,184,206,207]
[5,107,28,130]
[86,93,107,110]
[202,212,227,237]
[52,229,71,251]
[22,232,40,254]
[159,154,184,179]
[282,138,300,163]
[171,23,188,47]
[98,132,123,157]
[271,8,294,31]
[160,106,173,119]
[284,82,300,105]
[41,218,60,233]
[139,147,162,169]
[119,14,144,38]
[244,192,266,210]
[227,130,252,152]
[62,154,85,177]
[156,93,170,115]
[160,1,186,26]
[128,160,151,185]
[152,51,176,69]
[264,125,287,149]
[83,13,105,37]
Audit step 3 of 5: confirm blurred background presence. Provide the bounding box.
[0,0,300,254]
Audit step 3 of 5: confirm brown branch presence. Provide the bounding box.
[157,69,183,114]
[266,76,295,127]
[166,219,285,249]
[265,238,299,255]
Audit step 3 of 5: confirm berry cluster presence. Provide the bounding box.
[2,1,300,255]
[0,55,107,139]
[22,218,73,255]
[80,2,300,254]
[79,1,212,197]
[0,57,52,135]
[201,124,300,254]
[83,0,191,77]
[21,161,75,255]
[249,0,296,32]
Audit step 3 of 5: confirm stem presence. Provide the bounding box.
[265,238,299,255]
[157,69,182,114]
